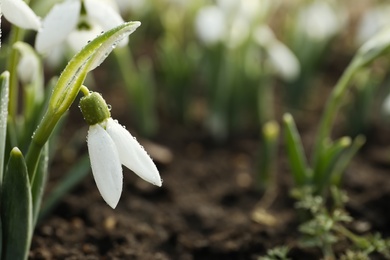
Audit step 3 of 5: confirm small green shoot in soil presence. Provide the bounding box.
[293,187,390,259]
[258,246,290,260]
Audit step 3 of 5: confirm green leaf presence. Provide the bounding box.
[1,148,32,260]
[283,113,310,187]
[353,26,390,70]
[48,21,141,118]
[330,135,366,186]
[31,143,49,226]
[258,120,280,189]
[0,71,10,184]
[0,72,10,257]
[313,137,351,193]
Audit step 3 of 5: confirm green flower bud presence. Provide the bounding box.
[79,92,111,125]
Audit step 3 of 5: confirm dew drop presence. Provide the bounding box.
[107,104,112,111]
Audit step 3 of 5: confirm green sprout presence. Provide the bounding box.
[283,25,390,195]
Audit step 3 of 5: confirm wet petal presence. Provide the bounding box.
[88,124,123,208]
[2,0,41,30]
[84,0,128,46]
[35,0,81,54]
[106,118,162,187]
[67,24,102,52]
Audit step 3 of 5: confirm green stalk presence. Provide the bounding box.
[283,113,310,187]
[257,120,279,190]
[312,63,356,168]
[6,0,32,119]
[6,27,23,119]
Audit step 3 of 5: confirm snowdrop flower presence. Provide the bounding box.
[15,42,41,85]
[253,25,300,81]
[355,5,390,47]
[1,0,41,30]
[115,0,150,15]
[79,90,162,208]
[195,1,277,49]
[383,92,390,116]
[194,6,226,46]
[296,0,344,42]
[35,0,126,54]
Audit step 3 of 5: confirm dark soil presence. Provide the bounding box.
[29,110,390,259]
[28,47,390,259]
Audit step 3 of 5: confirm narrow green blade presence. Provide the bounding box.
[313,137,351,193]
[257,120,280,190]
[0,72,9,257]
[0,71,10,183]
[283,113,310,187]
[1,148,32,260]
[31,143,49,226]
[49,21,141,117]
[331,135,366,187]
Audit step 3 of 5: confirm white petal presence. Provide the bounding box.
[267,41,300,81]
[106,118,162,187]
[88,124,123,208]
[195,6,226,46]
[2,0,41,30]
[35,0,81,54]
[84,0,128,46]
[383,93,390,115]
[67,24,102,52]
[14,42,41,85]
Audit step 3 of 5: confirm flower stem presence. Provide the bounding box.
[7,27,24,119]
[25,109,59,181]
[312,62,357,167]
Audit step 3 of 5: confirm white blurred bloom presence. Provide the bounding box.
[2,0,41,30]
[238,0,262,22]
[355,5,390,47]
[35,0,126,54]
[267,42,300,81]
[216,0,239,15]
[15,42,41,85]
[226,15,250,49]
[383,93,390,115]
[88,117,162,208]
[195,1,273,49]
[194,6,226,46]
[115,0,149,15]
[253,25,300,81]
[296,0,343,42]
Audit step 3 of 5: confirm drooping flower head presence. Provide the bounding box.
[79,88,162,208]
[1,0,41,30]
